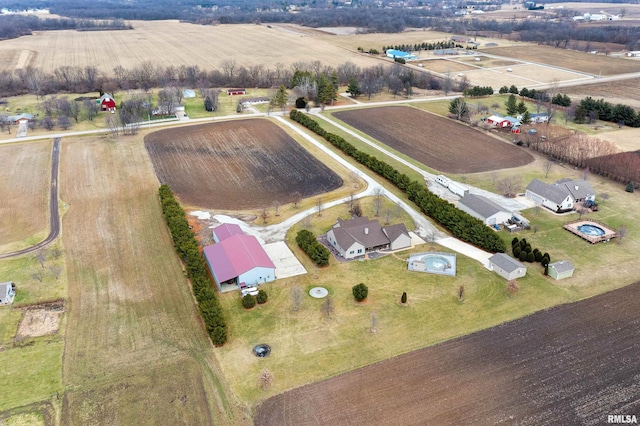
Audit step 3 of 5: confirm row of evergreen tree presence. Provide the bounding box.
[295,230,330,266]
[289,110,506,253]
[511,237,551,267]
[158,185,227,346]
[463,86,494,97]
[382,41,456,53]
[576,96,640,127]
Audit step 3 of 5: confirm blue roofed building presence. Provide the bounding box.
[386,49,418,60]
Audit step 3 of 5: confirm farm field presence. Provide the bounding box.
[562,77,640,109]
[461,63,591,89]
[482,45,640,76]
[59,136,241,425]
[597,127,640,152]
[0,21,380,74]
[413,59,477,73]
[333,106,534,173]
[144,119,343,210]
[0,140,51,253]
[255,280,640,425]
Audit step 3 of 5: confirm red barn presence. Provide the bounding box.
[227,88,246,96]
[99,93,116,112]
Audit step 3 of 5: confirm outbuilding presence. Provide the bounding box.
[457,193,512,226]
[548,260,575,280]
[488,253,527,280]
[227,88,246,96]
[0,281,16,305]
[98,93,116,112]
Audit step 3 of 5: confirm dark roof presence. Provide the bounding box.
[382,223,409,242]
[526,179,570,204]
[558,179,595,200]
[203,234,274,283]
[459,193,505,219]
[489,253,526,273]
[332,217,390,249]
[549,260,575,273]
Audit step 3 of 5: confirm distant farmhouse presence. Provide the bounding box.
[204,224,275,292]
[386,49,418,61]
[99,93,116,112]
[526,179,595,212]
[327,216,411,260]
[227,88,246,96]
[487,115,519,128]
[489,253,527,280]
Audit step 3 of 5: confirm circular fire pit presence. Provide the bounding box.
[309,287,328,299]
[253,344,271,358]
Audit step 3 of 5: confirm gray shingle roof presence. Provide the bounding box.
[526,179,570,204]
[332,217,389,249]
[548,260,575,274]
[382,223,409,242]
[559,180,595,200]
[459,193,505,219]
[489,253,526,273]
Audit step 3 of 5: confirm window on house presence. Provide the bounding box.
[349,251,354,254]
[357,249,363,254]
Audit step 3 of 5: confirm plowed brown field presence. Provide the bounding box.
[144,119,342,209]
[256,281,640,425]
[334,106,534,173]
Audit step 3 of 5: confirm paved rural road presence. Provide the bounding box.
[0,138,61,259]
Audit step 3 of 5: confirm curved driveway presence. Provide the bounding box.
[0,138,61,259]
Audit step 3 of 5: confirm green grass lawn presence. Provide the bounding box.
[0,337,64,412]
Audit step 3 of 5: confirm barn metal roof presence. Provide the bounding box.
[204,234,274,283]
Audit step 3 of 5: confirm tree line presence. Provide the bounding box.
[290,110,506,254]
[158,185,227,346]
[0,14,131,40]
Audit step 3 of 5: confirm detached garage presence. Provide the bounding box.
[458,194,512,226]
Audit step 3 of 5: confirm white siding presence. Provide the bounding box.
[390,233,411,251]
[239,266,275,287]
[343,242,365,259]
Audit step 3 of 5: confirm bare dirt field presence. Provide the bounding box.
[16,300,64,339]
[563,77,640,109]
[456,56,521,68]
[0,140,51,252]
[0,21,380,74]
[413,59,477,73]
[462,62,591,89]
[59,136,242,425]
[333,106,534,173]
[597,127,640,152]
[482,45,640,76]
[255,280,640,425]
[144,119,343,210]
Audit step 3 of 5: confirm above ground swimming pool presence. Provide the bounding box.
[577,224,605,237]
[408,252,457,276]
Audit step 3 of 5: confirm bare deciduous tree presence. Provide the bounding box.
[258,368,274,390]
[316,197,323,217]
[600,193,609,205]
[506,280,519,297]
[273,200,281,216]
[31,271,44,283]
[49,265,62,280]
[349,170,360,188]
[321,296,334,320]
[292,192,302,209]
[290,286,303,311]
[36,251,46,268]
[616,226,627,244]
[370,312,378,333]
[458,285,465,302]
[260,208,269,224]
[544,160,554,178]
[373,187,384,217]
[497,176,521,198]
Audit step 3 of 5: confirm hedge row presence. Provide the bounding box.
[158,184,227,346]
[295,229,330,266]
[290,110,505,253]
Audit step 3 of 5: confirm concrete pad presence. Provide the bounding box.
[263,241,307,279]
[436,237,493,269]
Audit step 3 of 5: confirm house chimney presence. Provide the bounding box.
[575,185,579,191]
[364,227,369,235]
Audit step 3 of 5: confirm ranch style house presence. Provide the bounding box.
[525,179,596,212]
[204,224,275,292]
[488,253,527,280]
[327,216,411,260]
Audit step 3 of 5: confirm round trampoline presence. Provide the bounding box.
[578,224,605,237]
[309,287,328,298]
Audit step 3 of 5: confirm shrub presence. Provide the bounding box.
[352,283,368,302]
[242,294,257,309]
[511,237,519,247]
[256,289,268,304]
[513,246,521,257]
[401,291,407,304]
[526,252,535,262]
[626,181,635,193]
[535,251,543,262]
[296,229,330,266]
[519,251,528,262]
[295,97,307,109]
